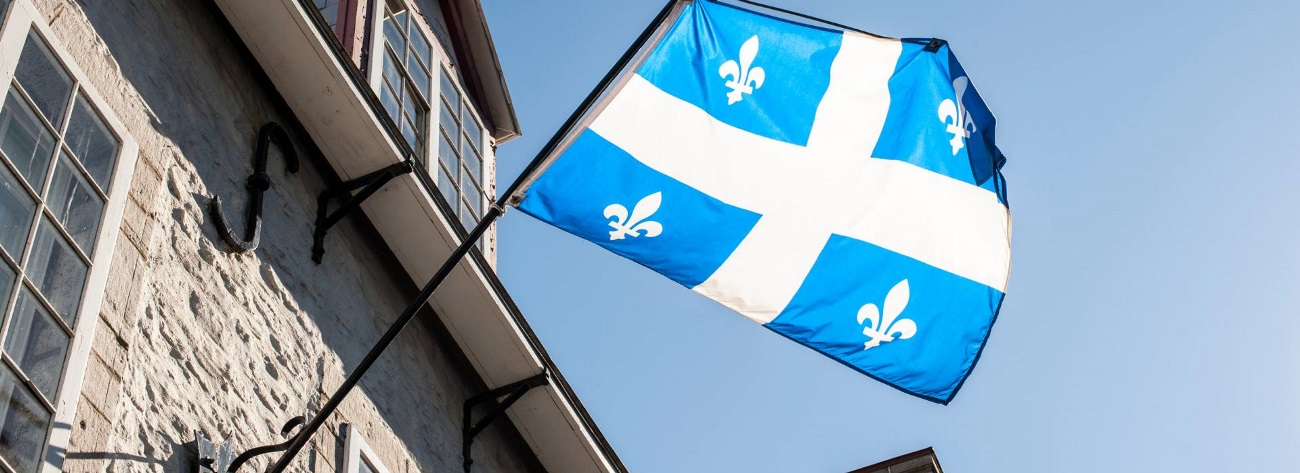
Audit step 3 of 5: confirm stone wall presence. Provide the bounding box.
[27,0,540,471]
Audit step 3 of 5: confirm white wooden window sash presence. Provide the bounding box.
[0,0,138,471]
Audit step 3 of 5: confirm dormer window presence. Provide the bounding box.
[377,0,433,159]
[436,67,489,233]
[365,0,491,238]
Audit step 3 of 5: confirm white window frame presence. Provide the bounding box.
[0,0,138,470]
[341,423,392,473]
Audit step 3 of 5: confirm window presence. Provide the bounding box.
[0,1,135,470]
[435,68,490,234]
[364,0,493,241]
[341,424,392,473]
[376,0,434,159]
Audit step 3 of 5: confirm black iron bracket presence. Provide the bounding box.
[198,416,305,472]
[311,160,413,263]
[210,122,299,253]
[462,373,549,473]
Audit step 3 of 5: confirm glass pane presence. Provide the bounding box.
[436,163,458,213]
[26,219,86,325]
[439,101,459,143]
[45,152,103,253]
[409,27,432,68]
[358,458,377,473]
[462,137,482,181]
[381,49,403,88]
[461,169,481,213]
[0,262,12,310]
[4,289,70,400]
[0,90,56,186]
[0,364,50,473]
[400,118,418,154]
[0,165,34,260]
[462,107,482,154]
[14,32,71,129]
[313,0,341,32]
[438,132,459,182]
[459,199,475,231]
[439,69,461,113]
[63,95,119,190]
[382,10,406,55]
[378,83,400,124]
[407,56,430,99]
[400,84,420,127]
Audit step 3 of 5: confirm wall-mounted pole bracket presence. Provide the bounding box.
[462,373,549,473]
[311,160,413,263]
[210,122,299,253]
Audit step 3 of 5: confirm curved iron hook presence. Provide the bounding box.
[227,415,307,472]
[209,122,299,252]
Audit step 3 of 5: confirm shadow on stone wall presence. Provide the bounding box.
[50,0,545,471]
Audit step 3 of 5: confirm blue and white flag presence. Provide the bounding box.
[516,0,1010,404]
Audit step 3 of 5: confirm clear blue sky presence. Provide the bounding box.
[482,1,1300,471]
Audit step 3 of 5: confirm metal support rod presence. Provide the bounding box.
[462,373,549,473]
[225,417,306,472]
[258,1,683,471]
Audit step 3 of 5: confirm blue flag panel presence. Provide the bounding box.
[518,0,1011,404]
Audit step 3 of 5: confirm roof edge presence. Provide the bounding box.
[446,0,521,143]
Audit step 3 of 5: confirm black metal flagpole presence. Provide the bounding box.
[259,1,683,471]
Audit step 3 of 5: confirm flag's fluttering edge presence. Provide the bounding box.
[516,0,1010,404]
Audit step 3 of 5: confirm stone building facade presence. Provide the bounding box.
[0,0,622,471]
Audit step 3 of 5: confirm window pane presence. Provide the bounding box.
[382,10,406,55]
[378,83,400,124]
[14,32,71,129]
[462,137,481,181]
[0,90,56,186]
[0,164,34,260]
[400,118,418,155]
[0,262,12,310]
[63,95,119,190]
[460,168,476,204]
[25,220,85,325]
[459,199,475,231]
[407,56,430,99]
[400,84,420,127]
[45,152,103,253]
[436,163,458,213]
[437,132,459,183]
[313,0,341,32]
[409,28,432,68]
[439,101,459,143]
[4,289,69,400]
[439,69,461,113]
[0,364,49,473]
[381,49,403,87]
[358,459,377,473]
[462,108,482,154]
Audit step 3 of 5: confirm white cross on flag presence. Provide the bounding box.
[514,0,1011,404]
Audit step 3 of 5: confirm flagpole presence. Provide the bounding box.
[261,1,683,471]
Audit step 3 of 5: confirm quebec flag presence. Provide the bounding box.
[516,0,1010,404]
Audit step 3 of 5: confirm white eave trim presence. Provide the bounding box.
[211,0,618,471]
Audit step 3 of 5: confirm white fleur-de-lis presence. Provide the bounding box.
[856,280,918,351]
[937,76,977,155]
[603,192,664,241]
[718,35,766,105]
